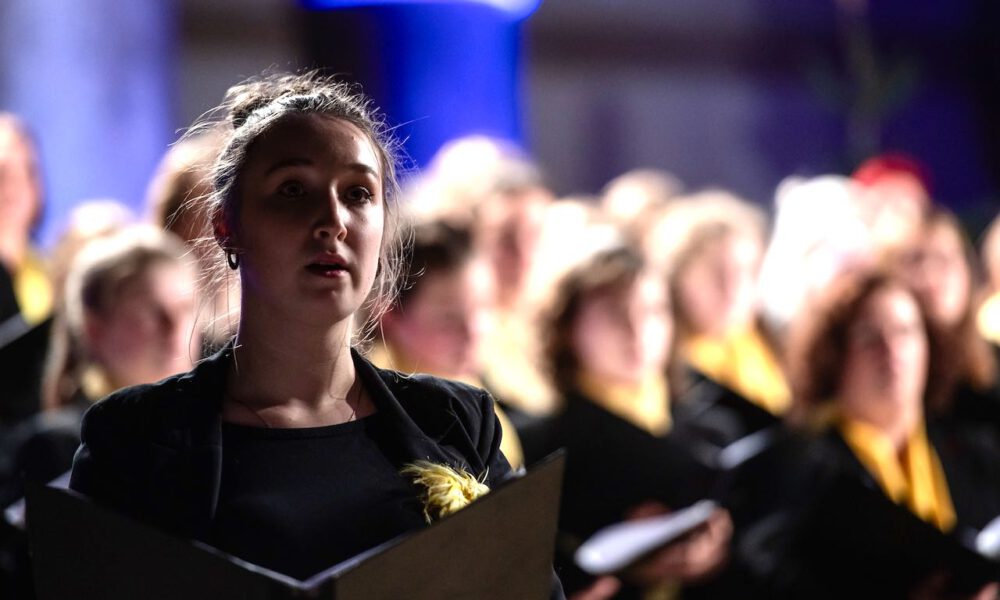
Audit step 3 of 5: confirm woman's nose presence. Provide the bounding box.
[314,191,348,240]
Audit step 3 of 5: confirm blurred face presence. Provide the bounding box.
[87,262,199,389]
[675,232,761,337]
[838,285,927,431]
[227,114,384,324]
[0,123,41,245]
[571,271,672,386]
[860,174,929,249]
[478,186,551,305]
[899,221,969,328]
[384,260,494,378]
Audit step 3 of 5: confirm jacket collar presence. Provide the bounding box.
[148,341,463,538]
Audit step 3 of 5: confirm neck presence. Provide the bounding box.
[229,300,357,410]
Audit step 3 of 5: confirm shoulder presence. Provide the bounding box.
[374,367,495,431]
[80,350,226,441]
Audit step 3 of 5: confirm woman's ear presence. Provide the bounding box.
[212,208,235,250]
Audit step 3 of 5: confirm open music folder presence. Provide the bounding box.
[27,452,565,600]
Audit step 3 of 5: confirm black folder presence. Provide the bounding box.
[27,452,565,600]
[782,471,1000,597]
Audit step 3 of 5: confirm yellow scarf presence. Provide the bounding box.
[13,251,52,325]
[839,417,956,532]
[575,372,671,437]
[368,341,525,470]
[977,291,1000,346]
[683,327,790,416]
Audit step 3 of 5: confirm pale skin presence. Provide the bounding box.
[216,114,385,428]
[837,284,927,452]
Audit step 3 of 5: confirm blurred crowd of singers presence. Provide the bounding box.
[3,112,1000,599]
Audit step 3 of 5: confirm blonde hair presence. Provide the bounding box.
[43,227,192,409]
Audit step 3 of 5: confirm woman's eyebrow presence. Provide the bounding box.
[265,158,312,175]
[346,162,379,178]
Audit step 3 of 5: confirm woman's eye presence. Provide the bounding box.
[278,181,306,197]
[345,186,373,204]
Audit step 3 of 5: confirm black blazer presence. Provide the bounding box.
[68,344,513,541]
[728,421,1000,599]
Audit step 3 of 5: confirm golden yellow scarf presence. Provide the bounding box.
[977,291,1000,346]
[683,327,790,416]
[575,372,671,437]
[839,417,956,532]
[13,251,52,325]
[368,341,525,470]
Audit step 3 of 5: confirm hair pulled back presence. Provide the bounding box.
[186,71,408,344]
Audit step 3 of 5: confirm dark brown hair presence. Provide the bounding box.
[542,246,677,397]
[786,271,944,420]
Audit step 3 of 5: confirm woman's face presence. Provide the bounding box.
[899,221,970,328]
[838,285,927,430]
[87,262,199,389]
[675,232,760,337]
[384,260,494,378]
[228,114,384,324]
[571,271,672,386]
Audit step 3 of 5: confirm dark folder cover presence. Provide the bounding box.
[783,471,1000,597]
[27,452,565,600]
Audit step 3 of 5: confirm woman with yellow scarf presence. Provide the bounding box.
[738,271,1000,598]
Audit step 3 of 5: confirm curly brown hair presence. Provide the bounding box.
[785,270,945,421]
[541,246,679,399]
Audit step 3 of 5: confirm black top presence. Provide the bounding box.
[210,417,427,580]
[727,422,1000,599]
[68,344,566,598]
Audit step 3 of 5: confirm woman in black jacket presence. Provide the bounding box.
[68,72,554,592]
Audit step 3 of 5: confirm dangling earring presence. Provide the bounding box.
[226,250,240,270]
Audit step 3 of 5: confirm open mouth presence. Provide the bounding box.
[305,263,349,277]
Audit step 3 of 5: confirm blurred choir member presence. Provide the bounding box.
[43,226,198,411]
[525,240,731,600]
[651,192,790,417]
[737,271,1000,598]
[145,128,239,351]
[373,220,524,468]
[851,153,932,253]
[599,168,683,234]
[413,136,558,417]
[888,209,1000,429]
[756,175,876,343]
[978,211,1000,345]
[0,114,51,327]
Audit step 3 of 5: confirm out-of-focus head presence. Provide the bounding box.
[852,153,932,252]
[758,174,875,339]
[189,71,404,339]
[651,192,765,338]
[545,246,672,391]
[63,226,199,392]
[0,113,44,255]
[146,128,224,245]
[421,135,553,309]
[982,211,1000,291]
[891,209,977,330]
[789,272,930,432]
[381,221,493,378]
[600,168,683,228]
[47,199,135,298]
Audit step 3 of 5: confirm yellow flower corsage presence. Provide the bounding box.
[401,461,490,523]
